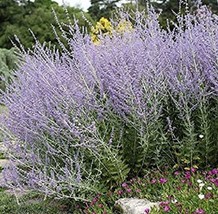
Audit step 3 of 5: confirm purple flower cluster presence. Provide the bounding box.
[1,5,218,199]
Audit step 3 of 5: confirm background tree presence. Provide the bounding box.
[0,0,93,49]
[136,0,218,28]
[88,0,121,20]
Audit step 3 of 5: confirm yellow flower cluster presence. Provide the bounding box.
[91,17,113,44]
[116,20,133,34]
[91,17,133,44]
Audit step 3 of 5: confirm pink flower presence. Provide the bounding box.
[214,180,218,187]
[163,205,170,212]
[185,172,191,179]
[90,197,98,206]
[190,167,197,173]
[122,182,128,188]
[174,171,180,176]
[136,189,141,193]
[160,178,168,184]
[194,208,206,214]
[160,201,170,206]
[151,179,157,184]
[205,192,213,200]
[126,188,132,193]
[211,168,218,175]
[144,208,150,213]
[210,178,218,187]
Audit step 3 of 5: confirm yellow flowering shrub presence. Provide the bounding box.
[91,17,133,44]
[91,17,113,44]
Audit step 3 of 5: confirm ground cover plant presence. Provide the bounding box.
[0,1,217,211]
[80,168,218,213]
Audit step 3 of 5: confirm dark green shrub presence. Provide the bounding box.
[0,48,17,92]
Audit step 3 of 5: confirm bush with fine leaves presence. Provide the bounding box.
[0,48,17,92]
[0,4,218,201]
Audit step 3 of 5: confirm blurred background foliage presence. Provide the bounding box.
[0,0,93,49]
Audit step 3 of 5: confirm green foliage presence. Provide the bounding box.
[196,98,218,167]
[0,189,69,214]
[0,48,17,91]
[134,0,218,29]
[0,0,93,49]
[88,0,121,20]
[94,112,131,187]
[97,94,218,175]
[164,95,218,170]
[100,147,130,187]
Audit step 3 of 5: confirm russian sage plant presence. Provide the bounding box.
[0,4,218,201]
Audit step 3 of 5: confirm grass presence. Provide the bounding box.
[0,188,70,214]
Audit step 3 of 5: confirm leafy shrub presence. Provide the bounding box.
[0,4,218,201]
[0,48,17,92]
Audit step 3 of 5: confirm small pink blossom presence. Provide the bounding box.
[174,171,180,176]
[126,188,132,193]
[185,172,191,179]
[210,178,218,187]
[205,192,213,200]
[190,167,197,173]
[136,189,141,193]
[211,168,218,175]
[181,179,186,183]
[90,197,98,206]
[122,182,128,188]
[144,208,150,213]
[194,208,206,214]
[163,205,170,212]
[160,178,168,184]
[151,179,157,184]
[160,201,170,206]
